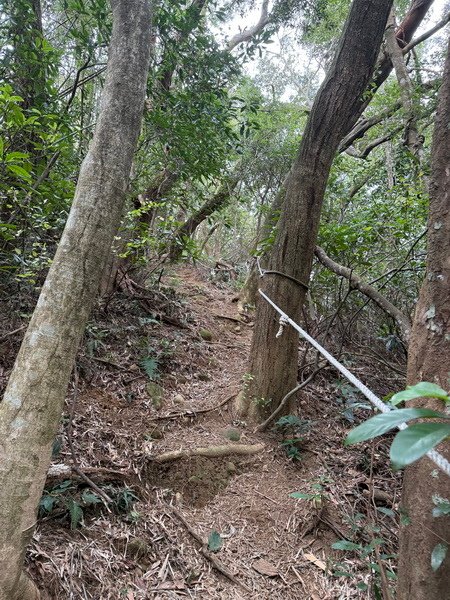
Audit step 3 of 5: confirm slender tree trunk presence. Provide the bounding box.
[0,2,152,598]
[397,38,450,600]
[168,174,240,260]
[240,0,393,419]
[239,0,434,319]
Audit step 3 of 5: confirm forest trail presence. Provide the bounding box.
[4,265,400,599]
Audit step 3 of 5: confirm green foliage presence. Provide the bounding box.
[390,382,450,406]
[335,380,370,423]
[207,530,223,552]
[140,356,160,380]
[432,495,450,518]
[431,543,448,572]
[346,383,450,469]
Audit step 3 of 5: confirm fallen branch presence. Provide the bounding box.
[169,506,252,592]
[256,368,323,432]
[0,325,26,342]
[153,443,264,463]
[213,313,250,325]
[153,392,237,421]
[47,463,130,482]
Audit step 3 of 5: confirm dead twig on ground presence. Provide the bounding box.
[256,367,325,432]
[169,505,252,593]
[0,324,27,342]
[152,443,264,463]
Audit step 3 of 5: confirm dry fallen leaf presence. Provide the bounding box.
[253,558,278,577]
[304,552,326,571]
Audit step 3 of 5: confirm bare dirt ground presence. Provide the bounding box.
[0,265,404,599]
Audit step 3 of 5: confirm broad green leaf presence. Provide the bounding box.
[207,530,222,552]
[290,492,317,500]
[390,382,449,406]
[39,495,56,513]
[432,495,450,518]
[390,423,450,468]
[0,137,3,157]
[345,409,444,445]
[7,163,32,181]
[5,151,29,162]
[431,543,447,572]
[68,499,84,529]
[332,540,361,551]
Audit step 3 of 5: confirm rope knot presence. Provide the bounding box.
[276,315,289,338]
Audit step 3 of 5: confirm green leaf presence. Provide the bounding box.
[290,492,316,500]
[345,409,445,445]
[390,382,449,406]
[68,499,84,529]
[39,495,56,513]
[140,357,159,379]
[5,151,29,162]
[207,530,222,552]
[432,495,450,518]
[390,423,450,468]
[7,163,32,181]
[431,543,447,572]
[376,507,395,517]
[0,137,3,157]
[81,490,102,506]
[332,540,361,551]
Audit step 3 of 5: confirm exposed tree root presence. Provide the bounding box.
[153,443,264,463]
[169,506,252,592]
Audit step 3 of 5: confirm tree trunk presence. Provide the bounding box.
[240,0,393,420]
[168,174,240,260]
[397,38,450,600]
[0,1,152,598]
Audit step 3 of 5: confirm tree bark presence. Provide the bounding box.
[397,38,450,600]
[0,1,152,598]
[240,0,394,420]
[385,10,424,162]
[314,245,412,342]
[168,174,240,260]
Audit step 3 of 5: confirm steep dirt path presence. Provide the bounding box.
[12,264,401,599]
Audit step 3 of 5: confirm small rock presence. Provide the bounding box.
[148,427,163,440]
[126,537,150,559]
[224,428,241,442]
[199,328,213,341]
[234,326,241,333]
[173,393,185,404]
[198,373,211,382]
[226,461,237,474]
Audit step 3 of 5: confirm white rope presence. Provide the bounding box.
[258,289,450,477]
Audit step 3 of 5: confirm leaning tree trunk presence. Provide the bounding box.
[397,38,450,600]
[240,1,433,312]
[0,2,152,598]
[240,0,393,419]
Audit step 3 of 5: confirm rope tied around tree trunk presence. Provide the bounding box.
[258,288,450,478]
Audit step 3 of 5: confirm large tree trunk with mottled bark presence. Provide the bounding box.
[397,38,450,600]
[240,0,393,419]
[0,2,152,598]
